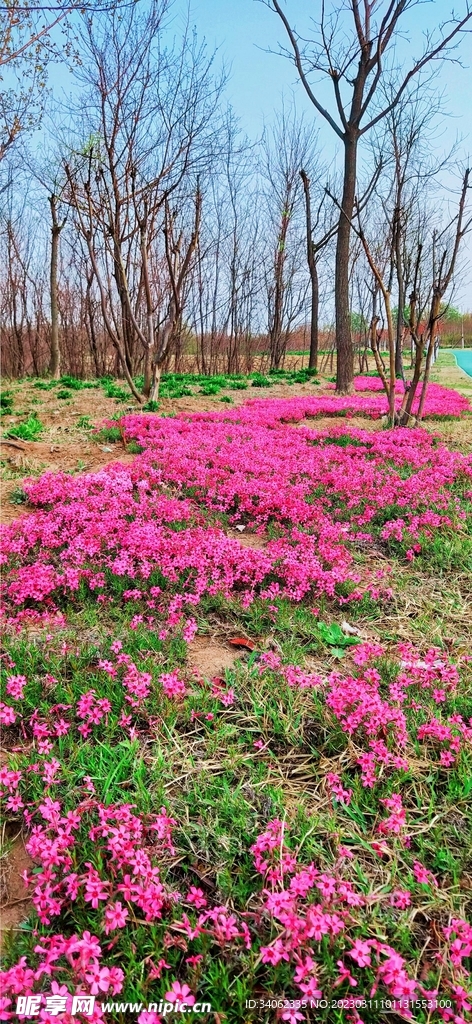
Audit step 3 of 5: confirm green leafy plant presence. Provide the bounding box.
[317,621,360,649]
[59,376,97,391]
[94,425,122,444]
[9,486,28,505]
[7,413,43,441]
[199,381,222,395]
[0,391,14,414]
[103,381,130,401]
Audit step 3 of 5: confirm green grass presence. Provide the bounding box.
[77,415,93,429]
[2,585,471,1021]
[11,368,321,411]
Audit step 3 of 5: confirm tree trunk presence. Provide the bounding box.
[335,132,357,393]
[49,195,63,379]
[394,300,405,378]
[397,290,423,425]
[269,215,289,370]
[300,169,319,373]
[416,292,441,420]
[85,271,101,377]
[143,343,153,398]
[394,213,405,380]
[149,363,161,403]
[399,341,423,424]
[308,259,319,372]
[385,290,396,423]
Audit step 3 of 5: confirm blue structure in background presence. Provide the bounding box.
[451,349,472,378]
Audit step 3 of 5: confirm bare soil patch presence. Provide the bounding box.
[226,528,268,549]
[187,637,242,679]
[293,415,384,433]
[0,826,33,952]
[1,436,136,525]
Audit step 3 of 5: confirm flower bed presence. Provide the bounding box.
[1,400,472,1023]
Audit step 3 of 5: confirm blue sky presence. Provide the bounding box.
[185,0,472,151]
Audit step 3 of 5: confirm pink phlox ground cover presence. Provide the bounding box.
[1,405,470,628]
[325,377,470,417]
[1,397,472,1021]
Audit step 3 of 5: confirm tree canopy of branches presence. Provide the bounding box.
[0,0,136,161]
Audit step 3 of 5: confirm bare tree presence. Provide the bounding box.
[374,79,446,379]
[263,0,472,393]
[262,105,317,370]
[147,185,202,400]
[186,114,263,375]
[48,191,66,377]
[0,185,49,376]
[402,168,472,422]
[336,163,471,425]
[63,0,223,400]
[0,0,134,161]
[300,168,336,372]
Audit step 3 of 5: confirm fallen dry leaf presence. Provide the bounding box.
[228,637,256,650]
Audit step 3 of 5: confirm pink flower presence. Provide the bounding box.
[85,965,118,995]
[160,671,187,699]
[6,674,27,700]
[371,841,390,857]
[279,1010,305,1023]
[83,867,109,908]
[186,886,207,909]
[260,939,290,965]
[390,889,411,909]
[315,874,336,899]
[334,961,357,988]
[349,939,372,967]
[164,982,196,1006]
[413,861,436,886]
[298,977,322,999]
[0,703,16,725]
[104,901,129,933]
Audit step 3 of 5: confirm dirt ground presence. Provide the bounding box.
[0,829,33,952]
